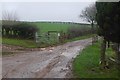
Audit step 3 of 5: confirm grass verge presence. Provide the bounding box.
[72,42,119,78]
[2,38,38,48]
[65,34,94,42]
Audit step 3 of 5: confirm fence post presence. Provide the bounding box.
[35,32,39,43]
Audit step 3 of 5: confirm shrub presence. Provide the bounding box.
[67,26,92,39]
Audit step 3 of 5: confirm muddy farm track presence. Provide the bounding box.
[2,38,92,78]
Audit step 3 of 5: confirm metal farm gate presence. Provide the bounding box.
[35,31,60,45]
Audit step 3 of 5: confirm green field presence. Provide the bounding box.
[33,22,90,33]
[2,22,91,48]
[72,42,119,78]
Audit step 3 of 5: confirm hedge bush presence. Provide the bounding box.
[2,21,38,39]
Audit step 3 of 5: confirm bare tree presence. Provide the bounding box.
[80,4,96,23]
[2,10,19,21]
[80,3,97,44]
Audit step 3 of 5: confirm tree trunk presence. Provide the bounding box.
[100,38,107,69]
[91,21,94,45]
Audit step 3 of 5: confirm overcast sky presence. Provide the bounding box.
[1,0,97,23]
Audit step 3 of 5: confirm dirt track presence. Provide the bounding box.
[2,38,92,78]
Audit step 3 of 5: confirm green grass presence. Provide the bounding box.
[35,22,69,33]
[72,42,119,78]
[33,22,90,33]
[2,38,38,48]
[106,47,116,59]
[2,37,56,48]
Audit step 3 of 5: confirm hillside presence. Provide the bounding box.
[32,22,90,33]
